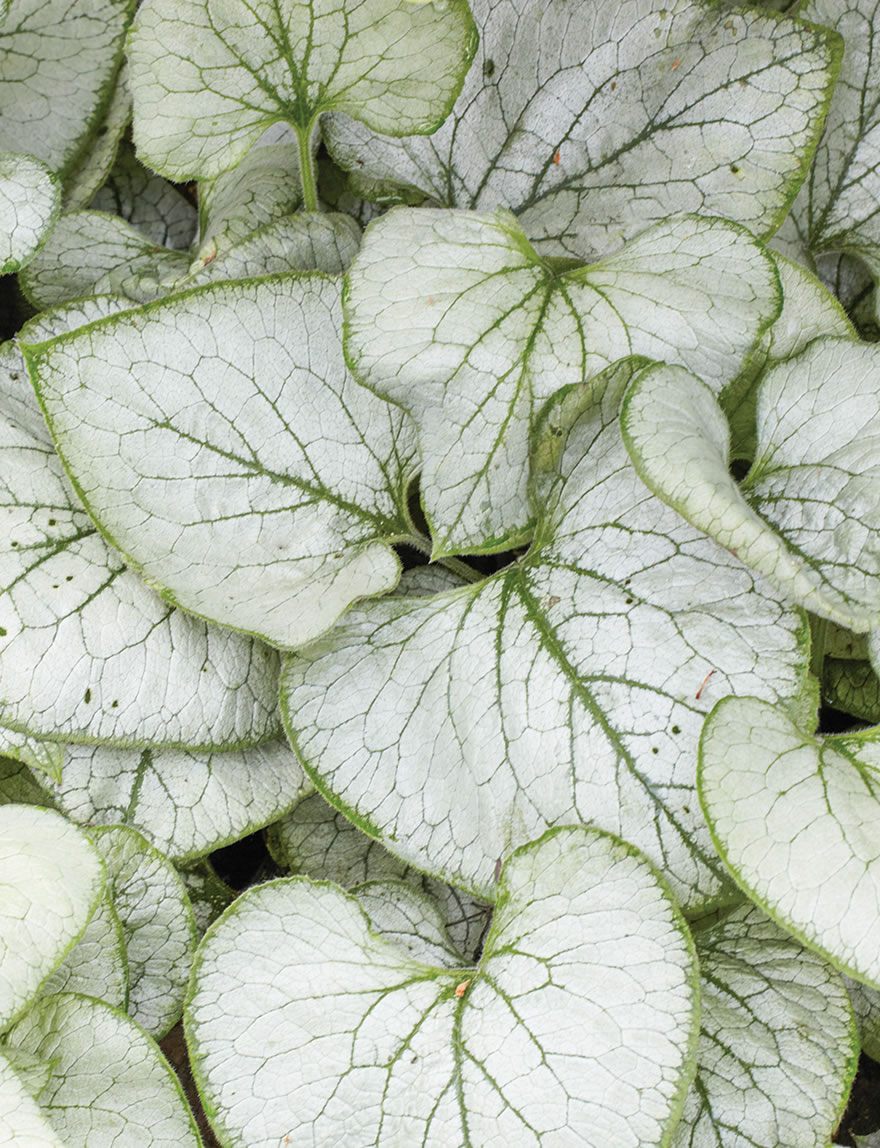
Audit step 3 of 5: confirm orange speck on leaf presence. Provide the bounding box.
[695,669,717,700]
[455,979,471,998]
[553,149,561,165]
[671,59,681,70]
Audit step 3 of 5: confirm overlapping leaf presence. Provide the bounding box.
[186,827,700,1147]
[622,338,880,629]
[281,358,809,910]
[325,0,840,260]
[0,154,60,274]
[699,695,880,987]
[345,209,780,555]
[128,0,477,182]
[26,273,418,648]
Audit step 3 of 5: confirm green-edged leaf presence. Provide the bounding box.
[268,789,491,958]
[0,154,60,274]
[90,825,197,1038]
[187,211,361,287]
[0,724,64,784]
[0,339,283,749]
[26,273,418,649]
[42,890,128,1009]
[187,826,699,1147]
[89,136,196,251]
[128,0,477,181]
[0,805,104,1027]
[845,975,880,1061]
[51,738,310,862]
[280,357,809,910]
[0,1049,64,1148]
[353,879,467,966]
[622,339,880,630]
[0,0,135,179]
[722,250,854,463]
[325,0,840,261]
[699,694,880,988]
[673,903,857,1147]
[63,61,133,212]
[786,2,880,274]
[177,862,236,937]
[0,1045,53,1102]
[19,210,191,308]
[345,208,780,555]
[5,992,202,1147]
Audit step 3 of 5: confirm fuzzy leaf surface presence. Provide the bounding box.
[345,209,780,555]
[27,273,418,649]
[325,0,840,260]
[186,826,699,1147]
[0,154,59,274]
[281,359,809,910]
[128,0,477,179]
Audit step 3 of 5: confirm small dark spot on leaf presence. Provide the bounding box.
[84,688,92,704]
[48,517,56,526]
[66,575,73,581]
[111,699,119,708]
[651,746,659,754]
[0,627,6,636]
[683,805,690,814]
[730,163,740,174]
[671,724,681,735]
[610,81,617,90]
[482,58,495,77]
[9,372,18,380]
[10,541,17,548]
[625,597,633,605]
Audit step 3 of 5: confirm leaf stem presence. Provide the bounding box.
[296,121,319,212]
[400,531,484,584]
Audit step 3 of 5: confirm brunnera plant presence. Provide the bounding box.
[3,0,880,1143]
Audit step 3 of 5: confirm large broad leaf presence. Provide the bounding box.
[621,338,880,630]
[0,0,135,180]
[25,273,418,649]
[673,903,857,1148]
[63,61,133,212]
[324,0,840,261]
[0,805,104,1028]
[785,2,880,279]
[51,737,310,862]
[4,992,202,1147]
[41,889,128,1010]
[0,153,60,274]
[128,0,477,184]
[281,358,809,910]
[0,339,282,748]
[186,826,700,1147]
[699,694,880,988]
[344,208,780,555]
[90,825,197,1038]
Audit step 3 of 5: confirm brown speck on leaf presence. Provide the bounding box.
[671,59,681,69]
[427,295,434,304]
[553,149,561,165]
[542,595,560,611]
[455,979,472,998]
[494,857,502,883]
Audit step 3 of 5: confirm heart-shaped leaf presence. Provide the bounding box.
[0,154,60,274]
[281,357,809,910]
[186,826,700,1147]
[699,694,880,987]
[325,0,841,260]
[344,208,779,555]
[25,273,418,649]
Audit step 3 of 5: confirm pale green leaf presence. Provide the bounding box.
[128,0,477,181]
[281,358,809,911]
[177,862,236,937]
[41,890,128,1010]
[26,273,418,648]
[51,738,310,862]
[5,992,202,1147]
[0,805,104,1027]
[787,1,880,272]
[699,695,880,987]
[0,1050,64,1148]
[822,659,880,723]
[268,789,491,958]
[673,903,857,1148]
[826,622,869,661]
[63,61,133,212]
[19,209,191,308]
[0,755,54,806]
[621,339,880,629]
[325,0,840,260]
[345,208,779,555]
[0,724,64,784]
[0,0,135,179]
[0,153,60,274]
[0,339,283,748]
[354,879,466,966]
[0,1046,53,1102]
[88,134,197,250]
[187,211,361,286]
[845,975,880,1062]
[186,826,699,1147]
[89,825,197,1038]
